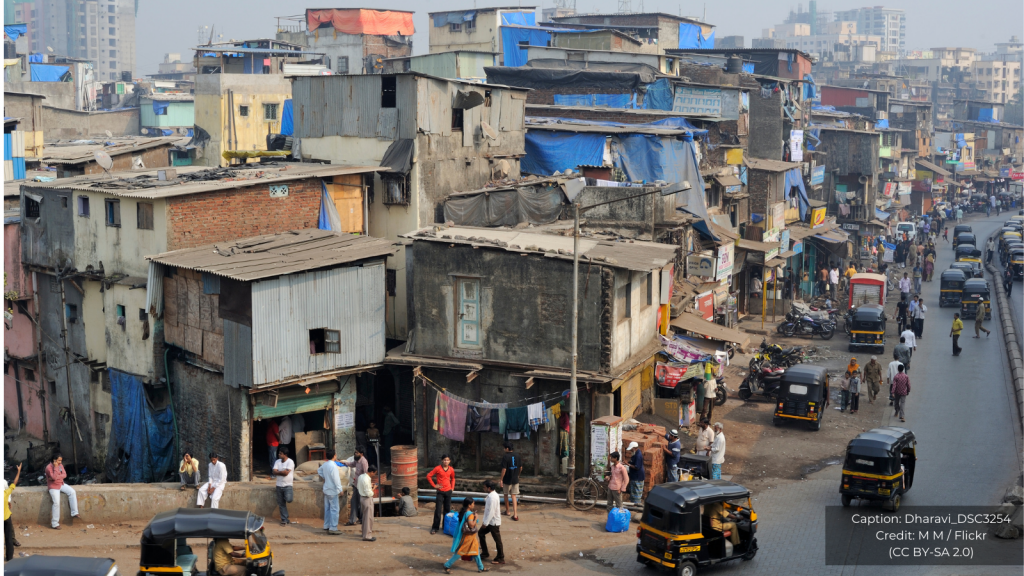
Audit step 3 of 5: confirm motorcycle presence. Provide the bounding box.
[751,338,804,368]
[715,378,729,406]
[779,314,836,340]
[738,362,785,401]
[842,307,857,336]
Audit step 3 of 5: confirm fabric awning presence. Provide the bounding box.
[670,313,750,346]
[735,238,783,253]
[916,158,951,177]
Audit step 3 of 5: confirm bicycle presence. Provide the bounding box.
[568,469,608,511]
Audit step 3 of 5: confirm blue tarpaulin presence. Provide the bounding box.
[4,24,27,41]
[105,369,175,483]
[318,180,341,231]
[500,11,536,26]
[281,99,294,136]
[529,116,708,136]
[743,63,755,74]
[30,64,70,82]
[875,119,889,129]
[27,53,43,63]
[501,26,554,67]
[977,109,995,122]
[433,10,477,27]
[784,168,810,220]
[875,208,890,221]
[678,22,714,49]
[151,100,170,115]
[554,93,634,108]
[521,131,605,175]
[642,78,674,111]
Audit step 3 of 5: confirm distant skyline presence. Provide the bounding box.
[134,0,1022,76]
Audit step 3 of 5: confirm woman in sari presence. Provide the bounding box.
[444,497,488,573]
[923,253,935,282]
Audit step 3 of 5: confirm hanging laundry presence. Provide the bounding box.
[506,431,521,440]
[443,397,468,442]
[544,407,556,432]
[550,402,561,420]
[490,409,500,433]
[527,402,544,428]
[468,406,492,432]
[433,393,440,431]
[435,393,450,436]
[505,406,531,439]
[498,409,507,435]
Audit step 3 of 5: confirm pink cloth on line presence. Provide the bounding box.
[442,396,468,442]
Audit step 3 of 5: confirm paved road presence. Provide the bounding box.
[990,209,1024,357]
[585,211,1024,576]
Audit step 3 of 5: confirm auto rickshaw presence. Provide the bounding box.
[847,304,886,354]
[1001,230,1023,253]
[840,426,916,511]
[848,273,886,309]
[960,278,991,320]
[954,243,979,260]
[5,556,120,576]
[1002,240,1024,265]
[139,508,280,576]
[636,481,759,575]
[772,365,829,431]
[953,232,976,250]
[939,269,967,307]
[956,256,984,278]
[1010,249,1024,280]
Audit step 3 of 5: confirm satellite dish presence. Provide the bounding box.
[104,130,112,138]
[94,151,114,179]
[46,46,53,53]
[480,121,498,141]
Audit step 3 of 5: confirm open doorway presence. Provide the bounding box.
[252,409,333,475]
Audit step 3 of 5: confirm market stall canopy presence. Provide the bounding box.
[813,229,850,243]
[670,312,750,346]
[735,238,783,253]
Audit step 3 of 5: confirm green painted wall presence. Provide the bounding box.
[141,98,195,128]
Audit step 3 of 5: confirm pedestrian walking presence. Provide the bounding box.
[886,358,904,406]
[498,443,521,521]
[950,313,964,356]
[829,266,840,300]
[694,419,714,455]
[912,264,922,293]
[479,480,504,565]
[899,273,911,302]
[271,448,295,526]
[891,365,911,422]
[318,450,343,534]
[943,227,949,243]
[625,442,645,504]
[900,326,917,353]
[179,452,201,491]
[5,462,21,561]
[956,207,963,223]
[606,452,629,509]
[197,453,227,509]
[265,419,280,470]
[987,238,995,264]
[710,423,726,480]
[442,498,485,573]
[44,453,79,529]
[344,446,368,527]
[428,454,456,534]
[924,252,935,282]
[974,311,991,338]
[894,336,913,374]
[700,374,717,421]
[1005,267,1014,296]
[837,371,850,412]
[395,487,418,517]
[848,370,861,414]
[864,356,883,403]
[912,299,927,339]
[357,465,377,542]
[896,298,909,334]
[663,430,682,482]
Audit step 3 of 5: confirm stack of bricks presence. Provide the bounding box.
[623,424,670,499]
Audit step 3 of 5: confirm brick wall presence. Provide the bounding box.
[166,178,321,250]
[171,358,246,481]
[84,145,172,174]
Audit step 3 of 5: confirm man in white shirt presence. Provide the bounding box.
[278,416,293,447]
[911,298,927,339]
[710,423,726,480]
[357,465,377,542]
[272,448,295,526]
[898,273,911,301]
[886,359,904,407]
[197,453,227,509]
[829,267,840,300]
[479,480,504,565]
[694,419,715,456]
[900,327,917,352]
[318,450,343,534]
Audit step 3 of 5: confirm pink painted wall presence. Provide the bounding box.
[4,362,46,439]
[4,220,45,439]
[5,222,29,299]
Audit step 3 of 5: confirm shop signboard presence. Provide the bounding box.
[686,253,717,278]
[811,207,826,228]
[697,290,714,320]
[780,228,790,253]
[762,227,780,260]
[715,243,734,280]
[792,240,803,254]
[1012,172,1024,181]
[655,362,704,388]
[771,202,786,230]
[810,165,825,186]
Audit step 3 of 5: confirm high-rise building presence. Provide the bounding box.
[11,0,135,81]
[833,6,904,54]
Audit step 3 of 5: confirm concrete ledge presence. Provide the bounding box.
[10,481,352,526]
[986,235,1024,433]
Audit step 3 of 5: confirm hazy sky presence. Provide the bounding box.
[135,0,1023,75]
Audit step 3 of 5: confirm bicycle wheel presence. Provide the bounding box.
[568,477,600,511]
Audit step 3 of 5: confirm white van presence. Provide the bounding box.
[896,221,916,242]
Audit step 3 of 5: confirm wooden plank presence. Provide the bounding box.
[203,330,224,367]
[186,277,201,328]
[184,325,203,355]
[330,177,364,234]
[164,321,183,348]
[200,292,214,332]
[163,276,178,326]
[210,295,223,335]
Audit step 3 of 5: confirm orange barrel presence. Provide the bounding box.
[391,445,419,507]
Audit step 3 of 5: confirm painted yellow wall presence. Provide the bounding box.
[194,74,292,167]
[104,285,158,378]
[429,12,502,54]
[81,280,106,364]
[73,192,168,278]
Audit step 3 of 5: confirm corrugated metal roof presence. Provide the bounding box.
[743,158,802,172]
[193,46,325,55]
[526,121,690,136]
[147,229,398,281]
[403,226,677,271]
[41,137,188,165]
[28,164,386,199]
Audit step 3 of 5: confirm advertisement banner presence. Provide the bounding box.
[697,291,714,320]
[771,202,786,230]
[811,207,826,229]
[762,227,780,260]
[897,182,911,196]
[1012,172,1024,180]
[780,228,790,253]
[686,253,717,278]
[655,362,704,388]
[810,165,825,185]
[716,243,734,280]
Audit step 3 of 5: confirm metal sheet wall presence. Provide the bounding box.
[250,263,386,387]
[396,76,418,140]
[251,391,333,420]
[223,319,253,388]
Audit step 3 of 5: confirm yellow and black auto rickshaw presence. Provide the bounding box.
[953,231,976,250]
[840,426,916,511]
[1009,248,1024,280]
[5,556,121,576]
[139,508,279,576]
[960,278,991,320]
[637,480,758,576]
[939,269,967,307]
[772,364,829,431]
[847,304,886,354]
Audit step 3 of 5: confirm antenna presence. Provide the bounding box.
[104,130,112,138]
[94,151,114,179]
[480,121,498,141]
[207,24,216,46]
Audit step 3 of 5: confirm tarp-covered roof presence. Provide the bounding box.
[306,8,414,36]
[485,66,652,90]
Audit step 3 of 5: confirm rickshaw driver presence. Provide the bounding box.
[212,538,247,576]
[704,502,741,546]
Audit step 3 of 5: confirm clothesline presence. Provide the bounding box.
[415,372,570,409]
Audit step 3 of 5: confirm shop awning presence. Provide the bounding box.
[813,229,849,243]
[714,174,743,187]
[765,257,786,267]
[670,313,750,346]
[735,238,783,253]
[787,225,818,241]
[778,250,798,259]
[916,159,951,177]
[710,222,739,243]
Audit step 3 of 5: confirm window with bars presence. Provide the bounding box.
[309,328,341,354]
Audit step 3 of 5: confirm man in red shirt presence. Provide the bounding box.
[427,454,455,535]
[265,420,280,470]
[606,452,629,509]
[891,365,911,422]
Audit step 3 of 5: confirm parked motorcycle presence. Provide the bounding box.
[779,314,836,340]
[751,338,804,368]
[738,363,785,401]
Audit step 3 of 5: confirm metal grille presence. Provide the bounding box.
[784,399,809,416]
[641,532,667,553]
